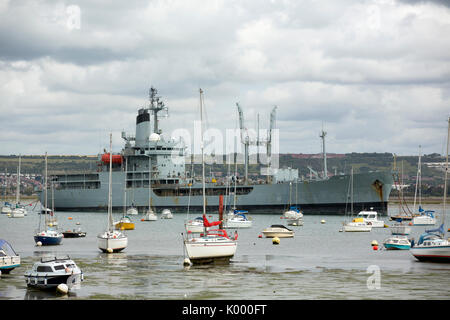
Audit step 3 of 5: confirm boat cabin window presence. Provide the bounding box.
[65,263,75,268]
[37,266,53,272]
[368,215,375,219]
[0,251,6,257]
[54,265,65,270]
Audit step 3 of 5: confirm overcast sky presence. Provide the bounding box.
[0,0,449,157]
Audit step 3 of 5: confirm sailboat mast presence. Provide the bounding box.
[413,145,422,212]
[44,153,48,226]
[200,89,206,216]
[16,155,21,204]
[442,117,450,229]
[108,133,113,232]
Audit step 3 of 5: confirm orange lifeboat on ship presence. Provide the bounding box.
[101,153,123,165]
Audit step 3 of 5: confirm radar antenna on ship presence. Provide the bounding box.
[149,87,169,135]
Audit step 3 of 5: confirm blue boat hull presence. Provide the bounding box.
[384,244,410,250]
[34,235,63,246]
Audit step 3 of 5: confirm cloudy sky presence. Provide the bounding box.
[0,0,449,157]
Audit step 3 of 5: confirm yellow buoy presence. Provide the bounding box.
[107,248,113,253]
[321,219,326,224]
[371,240,378,247]
[272,237,280,245]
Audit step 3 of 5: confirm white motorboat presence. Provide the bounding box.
[342,218,372,232]
[262,225,294,238]
[24,256,83,290]
[97,134,128,253]
[161,209,173,219]
[356,209,385,227]
[383,235,411,250]
[223,210,252,228]
[0,239,20,274]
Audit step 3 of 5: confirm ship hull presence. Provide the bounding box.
[43,171,393,215]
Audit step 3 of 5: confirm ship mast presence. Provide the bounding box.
[149,87,168,135]
[320,125,328,180]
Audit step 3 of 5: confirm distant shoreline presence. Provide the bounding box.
[388,196,443,204]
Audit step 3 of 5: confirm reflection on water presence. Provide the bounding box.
[0,203,449,300]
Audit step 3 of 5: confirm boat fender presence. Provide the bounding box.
[57,283,69,295]
[183,258,191,266]
[272,237,280,245]
[36,241,42,246]
[107,248,113,253]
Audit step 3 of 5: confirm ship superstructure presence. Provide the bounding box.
[45,88,393,215]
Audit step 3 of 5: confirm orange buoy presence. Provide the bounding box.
[258,234,262,238]
[68,217,73,220]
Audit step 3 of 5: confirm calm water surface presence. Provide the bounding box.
[1,203,449,300]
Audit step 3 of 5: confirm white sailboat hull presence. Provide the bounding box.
[184,237,237,263]
[411,245,450,262]
[413,215,436,226]
[223,219,252,228]
[97,232,128,253]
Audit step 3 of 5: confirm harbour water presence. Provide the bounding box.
[1,203,449,301]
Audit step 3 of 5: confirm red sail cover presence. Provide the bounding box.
[202,214,221,228]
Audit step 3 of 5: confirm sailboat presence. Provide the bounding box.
[34,153,63,246]
[97,134,128,253]
[1,168,13,215]
[342,168,372,232]
[10,156,26,218]
[282,179,303,226]
[412,146,436,226]
[410,117,450,262]
[183,89,238,264]
[141,153,157,221]
[114,159,135,230]
[223,118,252,229]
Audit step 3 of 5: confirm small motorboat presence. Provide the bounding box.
[356,209,384,228]
[383,235,411,250]
[114,215,135,230]
[262,225,294,238]
[223,210,252,228]
[24,256,83,291]
[161,209,173,219]
[342,218,372,232]
[0,239,20,274]
[62,229,87,238]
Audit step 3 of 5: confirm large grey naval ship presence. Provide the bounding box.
[41,88,394,215]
